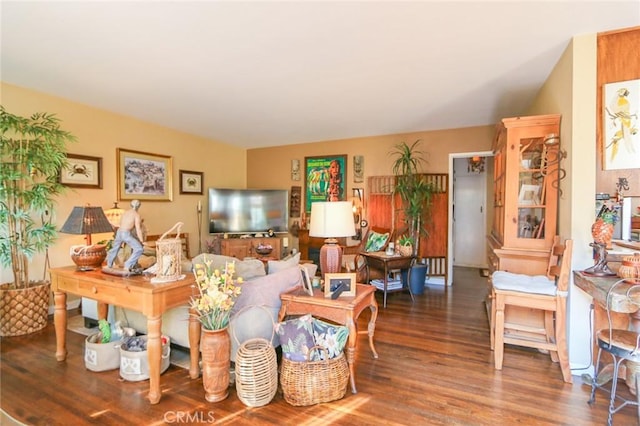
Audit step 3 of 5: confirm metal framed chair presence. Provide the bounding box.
[588,278,640,426]
[491,236,573,383]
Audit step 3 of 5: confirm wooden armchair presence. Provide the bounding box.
[342,226,394,283]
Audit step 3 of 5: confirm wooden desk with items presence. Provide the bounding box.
[49,266,200,405]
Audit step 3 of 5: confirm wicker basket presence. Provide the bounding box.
[233,306,278,407]
[280,346,349,406]
[398,245,413,257]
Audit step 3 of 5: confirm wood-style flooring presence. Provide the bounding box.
[1,267,635,425]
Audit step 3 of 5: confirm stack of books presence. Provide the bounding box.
[371,279,403,291]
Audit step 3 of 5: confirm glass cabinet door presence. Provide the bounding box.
[517,136,558,241]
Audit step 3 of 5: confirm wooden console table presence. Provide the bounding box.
[278,284,379,394]
[49,266,200,404]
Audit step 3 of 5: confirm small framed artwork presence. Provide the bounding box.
[290,186,301,218]
[117,148,173,201]
[179,170,204,194]
[324,273,356,299]
[59,154,102,188]
[299,265,314,296]
[291,159,301,181]
[518,184,541,206]
[353,155,364,183]
[304,155,347,212]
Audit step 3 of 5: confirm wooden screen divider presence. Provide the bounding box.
[366,174,449,284]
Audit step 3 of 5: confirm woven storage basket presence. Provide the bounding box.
[398,245,413,257]
[280,346,349,406]
[233,306,278,407]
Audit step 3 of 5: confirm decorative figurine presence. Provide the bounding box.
[103,199,144,275]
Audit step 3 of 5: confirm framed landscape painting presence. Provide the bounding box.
[304,155,347,212]
[117,148,173,201]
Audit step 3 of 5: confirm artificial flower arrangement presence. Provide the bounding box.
[190,259,243,330]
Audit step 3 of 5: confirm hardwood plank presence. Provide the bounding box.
[1,267,635,425]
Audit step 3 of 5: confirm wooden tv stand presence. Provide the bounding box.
[220,236,282,260]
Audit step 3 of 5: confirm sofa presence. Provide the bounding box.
[82,252,317,361]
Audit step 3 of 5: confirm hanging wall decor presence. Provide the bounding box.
[304,155,347,212]
[603,78,640,170]
[290,186,301,218]
[291,159,301,181]
[353,155,364,183]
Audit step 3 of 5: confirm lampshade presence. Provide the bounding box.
[104,202,125,228]
[309,201,356,279]
[61,206,114,242]
[60,206,114,270]
[309,201,356,239]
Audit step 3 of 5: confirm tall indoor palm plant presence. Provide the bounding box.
[391,140,434,257]
[0,106,75,335]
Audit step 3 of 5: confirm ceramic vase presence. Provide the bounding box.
[591,219,614,249]
[200,327,230,402]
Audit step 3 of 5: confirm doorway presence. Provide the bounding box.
[447,152,493,282]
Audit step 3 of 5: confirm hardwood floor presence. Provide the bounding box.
[1,266,635,425]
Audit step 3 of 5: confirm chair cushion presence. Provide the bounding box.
[492,270,557,296]
[364,231,390,252]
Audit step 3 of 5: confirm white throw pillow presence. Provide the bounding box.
[267,252,301,274]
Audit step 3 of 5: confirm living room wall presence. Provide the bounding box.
[246,125,494,248]
[0,83,247,284]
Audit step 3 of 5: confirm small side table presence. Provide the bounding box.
[359,251,415,308]
[278,284,379,394]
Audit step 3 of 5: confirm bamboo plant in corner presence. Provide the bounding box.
[0,106,75,336]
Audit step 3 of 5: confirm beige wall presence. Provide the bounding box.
[525,34,598,371]
[247,126,494,197]
[1,83,247,284]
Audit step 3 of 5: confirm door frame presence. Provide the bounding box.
[447,151,493,285]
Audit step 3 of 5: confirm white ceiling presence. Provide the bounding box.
[2,1,639,149]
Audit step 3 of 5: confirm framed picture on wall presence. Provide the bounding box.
[117,148,173,201]
[603,78,640,170]
[179,170,203,194]
[304,155,347,212]
[59,154,102,188]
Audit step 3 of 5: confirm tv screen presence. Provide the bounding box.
[208,188,289,234]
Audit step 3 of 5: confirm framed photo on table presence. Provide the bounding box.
[59,154,102,188]
[179,170,203,194]
[324,273,356,298]
[117,148,173,201]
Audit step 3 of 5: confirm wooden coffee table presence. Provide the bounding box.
[49,266,200,404]
[278,283,378,394]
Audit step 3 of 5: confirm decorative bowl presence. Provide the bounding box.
[255,247,273,256]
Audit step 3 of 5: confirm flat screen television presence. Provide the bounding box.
[208,188,289,234]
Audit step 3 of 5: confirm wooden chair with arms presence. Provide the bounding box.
[342,226,394,283]
[491,236,573,383]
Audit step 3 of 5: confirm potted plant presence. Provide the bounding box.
[391,140,434,295]
[0,106,76,336]
[397,234,414,257]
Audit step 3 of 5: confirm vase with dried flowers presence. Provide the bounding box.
[190,259,242,402]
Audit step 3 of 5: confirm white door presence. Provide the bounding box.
[453,172,486,267]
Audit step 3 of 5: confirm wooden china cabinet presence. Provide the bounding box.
[486,114,562,326]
